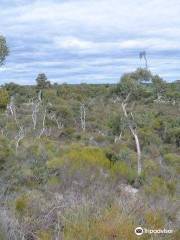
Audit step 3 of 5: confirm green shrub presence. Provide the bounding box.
[111,162,137,184]
[47,145,109,170]
[63,204,142,240]
[144,210,165,228]
[144,176,176,197]
[15,195,29,214]
[94,134,107,143]
[0,136,11,166]
[37,230,53,240]
[164,153,180,166]
[0,89,9,109]
[48,176,61,186]
[144,159,160,176]
[166,181,176,196]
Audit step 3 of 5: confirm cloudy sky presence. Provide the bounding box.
[0,0,180,84]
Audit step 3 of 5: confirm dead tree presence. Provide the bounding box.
[32,101,40,130]
[49,113,64,130]
[38,90,42,102]
[121,94,142,176]
[39,108,47,138]
[31,90,43,130]
[15,126,25,153]
[80,103,86,132]
[139,51,148,69]
[6,97,18,125]
[114,132,122,143]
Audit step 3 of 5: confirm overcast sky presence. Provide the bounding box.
[0,0,180,84]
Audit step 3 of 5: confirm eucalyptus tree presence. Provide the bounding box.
[0,36,9,109]
[36,73,51,89]
[152,75,167,100]
[0,35,9,66]
[116,68,152,175]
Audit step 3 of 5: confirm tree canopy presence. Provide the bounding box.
[36,73,51,89]
[0,35,9,66]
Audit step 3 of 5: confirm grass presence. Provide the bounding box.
[63,204,149,240]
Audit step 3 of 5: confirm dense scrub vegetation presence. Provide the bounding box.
[0,69,179,239]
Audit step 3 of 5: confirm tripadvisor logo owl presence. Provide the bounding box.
[134,226,173,236]
[135,227,144,236]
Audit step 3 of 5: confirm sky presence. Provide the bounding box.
[0,0,180,85]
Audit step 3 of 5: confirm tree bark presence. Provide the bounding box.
[121,100,142,176]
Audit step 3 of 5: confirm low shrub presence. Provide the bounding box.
[111,162,137,184]
[0,136,12,166]
[15,195,29,214]
[48,176,61,186]
[47,145,110,170]
[164,153,180,166]
[37,230,53,240]
[144,176,176,197]
[144,210,165,228]
[63,205,142,240]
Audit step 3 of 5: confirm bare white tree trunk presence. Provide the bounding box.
[121,98,142,176]
[0,128,4,136]
[32,101,40,130]
[80,104,86,132]
[15,126,25,153]
[39,108,47,138]
[38,90,42,102]
[49,113,64,130]
[129,126,142,175]
[114,131,122,143]
[55,118,64,130]
[32,91,42,130]
[7,97,18,125]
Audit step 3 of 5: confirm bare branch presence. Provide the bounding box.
[15,126,25,153]
[80,103,86,132]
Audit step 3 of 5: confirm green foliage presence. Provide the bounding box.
[115,68,152,100]
[144,159,159,175]
[139,127,160,146]
[108,114,125,135]
[0,35,9,65]
[36,73,51,89]
[0,75,179,239]
[111,161,137,183]
[152,75,167,98]
[48,176,61,186]
[144,210,165,228]
[47,145,110,170]
[164,153,180,167]
[63,205,142,240]
[0,89,9,109]
[144,176,176,197]
[37,230,53,240]
[15,195,29,214]
[166,127,180,147]
[0,136,11,166]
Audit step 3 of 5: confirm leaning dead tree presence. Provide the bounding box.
[80,103,86,132]
[121,93,142,176]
